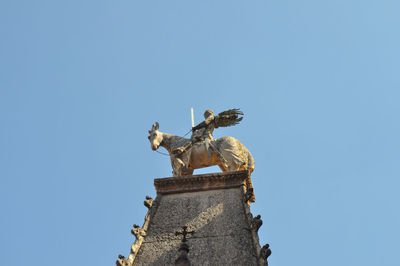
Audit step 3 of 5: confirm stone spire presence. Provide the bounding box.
[116,170,271,265]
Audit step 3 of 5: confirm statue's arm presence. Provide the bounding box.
[192,121,207,131]
[192,115,215,131]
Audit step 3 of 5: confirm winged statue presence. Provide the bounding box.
[192,108,244,132]
[147,108,255,202]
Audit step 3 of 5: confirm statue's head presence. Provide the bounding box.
[148,122,162,150]
[204,109,214,119]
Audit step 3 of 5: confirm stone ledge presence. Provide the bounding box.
[154,170,250,195]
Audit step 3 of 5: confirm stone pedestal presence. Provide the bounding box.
[120,171,266,266]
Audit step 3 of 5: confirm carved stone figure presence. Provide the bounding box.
[147,110,255,190]
[251,214,263,232]
[144,195,153,209]
[260,244,272,266]
[116,255,130,266]
[131,224,146,240]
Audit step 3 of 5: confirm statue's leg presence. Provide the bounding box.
[171,158,178,176]
[209,141,229,169]
[176,148,192,176]
[172,156,186,176]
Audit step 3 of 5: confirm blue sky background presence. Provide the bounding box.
[1,1,399,265]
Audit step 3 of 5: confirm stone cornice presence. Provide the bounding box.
[154,170,250,195]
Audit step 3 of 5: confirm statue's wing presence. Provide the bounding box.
[215,108,244,128]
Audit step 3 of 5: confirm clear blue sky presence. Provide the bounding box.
[1,1,399,266]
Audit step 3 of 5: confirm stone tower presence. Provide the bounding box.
[116,170,271,266]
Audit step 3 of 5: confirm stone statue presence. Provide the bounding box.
[173,109,243,166]
[144,195,153,209]
[147,109,255,198]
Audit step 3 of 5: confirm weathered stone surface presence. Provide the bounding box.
[133,171,262,265]
[154,170,251,195]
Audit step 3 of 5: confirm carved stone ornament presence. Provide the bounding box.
[260,243,272,265]
[131,224,146,240]
[116,255,130,266]
[251,214,263,232]
[144,195,153,209]
[116,195,155,266]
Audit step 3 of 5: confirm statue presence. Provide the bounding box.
[147,108,255,199]
[173,109,242,165]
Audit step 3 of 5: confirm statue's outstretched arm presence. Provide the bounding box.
[192,115,215,131]
[192,121,207,131]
